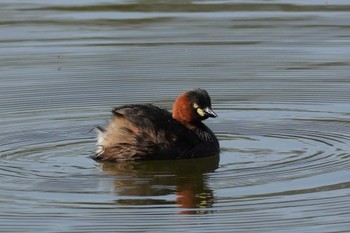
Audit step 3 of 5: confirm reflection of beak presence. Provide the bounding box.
[204,107,218,118]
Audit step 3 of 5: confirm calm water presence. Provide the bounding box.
[1,0,350,232]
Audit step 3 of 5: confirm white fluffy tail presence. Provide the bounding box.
[94,126,105,158]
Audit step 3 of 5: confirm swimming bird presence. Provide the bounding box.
[93,88,219,161]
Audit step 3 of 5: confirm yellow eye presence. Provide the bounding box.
[197,108,205,116]
[193,103,198,108]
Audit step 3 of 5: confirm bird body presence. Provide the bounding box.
[93,89,219,161]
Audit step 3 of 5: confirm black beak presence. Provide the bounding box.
[204,107,218,118]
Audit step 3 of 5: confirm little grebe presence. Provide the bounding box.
[93,88,219,161]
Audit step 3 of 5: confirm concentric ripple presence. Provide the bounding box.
[2,0,350,232]
[1,103,350,232]
[207,104,350,232]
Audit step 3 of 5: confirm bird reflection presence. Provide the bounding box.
[99,155,219,214]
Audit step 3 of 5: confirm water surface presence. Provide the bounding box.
[1,0,350,232]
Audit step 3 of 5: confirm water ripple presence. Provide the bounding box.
[1,0,350,232]
[1,99,350,232]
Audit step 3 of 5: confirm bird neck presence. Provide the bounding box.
[172,94,197,128]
